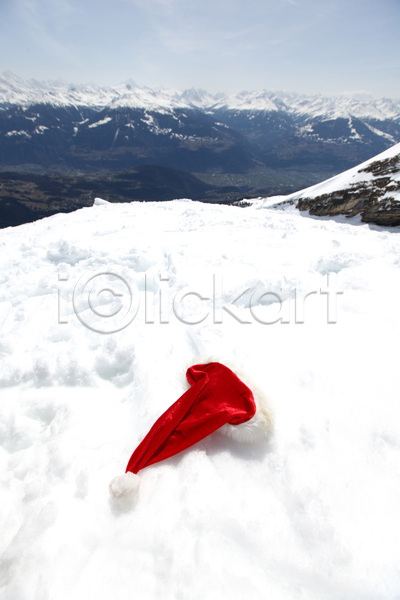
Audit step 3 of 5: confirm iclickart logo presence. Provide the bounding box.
[57,270,343,334]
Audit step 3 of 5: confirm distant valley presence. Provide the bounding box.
[1,73,400,227]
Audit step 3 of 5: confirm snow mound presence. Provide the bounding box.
[93,197,111,206]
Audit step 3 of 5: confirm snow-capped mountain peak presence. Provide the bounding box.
[1,72,400,121]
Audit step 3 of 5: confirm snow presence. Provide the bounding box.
[140,113,173,136]
[5,130,31,138]
[287,92,400,121]
[87,117,113,129]
[1,198,400,599]
[212,90,283,112]
[281,142,400,203]
[33,125,49,135]
[1,71,400,122]
[382,190,400,203]
[348,117,362,140]
[364,122,398,144]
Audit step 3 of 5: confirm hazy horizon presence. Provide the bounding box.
[3,70,400,102]
[1,0,399,98]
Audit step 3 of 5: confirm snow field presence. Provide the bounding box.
[0,199,399,599]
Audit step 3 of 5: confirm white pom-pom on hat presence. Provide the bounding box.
[109,472,140,498]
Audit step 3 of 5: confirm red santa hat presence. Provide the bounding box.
[109,361,273,498]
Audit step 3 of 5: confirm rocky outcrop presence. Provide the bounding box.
[295,153,400,226]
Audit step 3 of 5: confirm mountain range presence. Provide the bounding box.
[1,72,400,185]
[1,72,400,227]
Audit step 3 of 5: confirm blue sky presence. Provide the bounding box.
[1,0,399,97]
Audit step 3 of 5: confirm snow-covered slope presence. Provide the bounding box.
[285,142,400,201]
[1,198,400,599]
[268,142,400,225]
